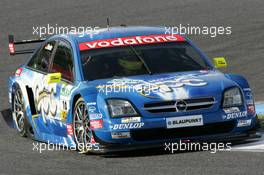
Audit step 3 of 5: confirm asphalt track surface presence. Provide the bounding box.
[0,0,263,175]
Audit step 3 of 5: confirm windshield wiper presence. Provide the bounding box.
[128,45,152,75]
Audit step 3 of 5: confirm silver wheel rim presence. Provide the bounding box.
[13,89,25,132]
[73,101,91,150]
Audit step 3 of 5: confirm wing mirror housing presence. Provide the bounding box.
[46,73,62,84]
[213,57,227,68]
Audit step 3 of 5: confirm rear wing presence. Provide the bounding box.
[8,34,46,55]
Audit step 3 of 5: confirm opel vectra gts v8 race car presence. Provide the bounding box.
[8,26,259,153]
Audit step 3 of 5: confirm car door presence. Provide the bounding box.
[47,39,75,136]
[26,40,58,135]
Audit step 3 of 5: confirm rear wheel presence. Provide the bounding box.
[73,97,93,153]
[12,85,34,138]
[12,86,27,137]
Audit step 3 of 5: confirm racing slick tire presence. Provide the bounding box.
[73,97,95,153]
[12,85,33,138]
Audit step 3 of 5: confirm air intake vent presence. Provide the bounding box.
[131,120,235,141]
[144,97,215,113]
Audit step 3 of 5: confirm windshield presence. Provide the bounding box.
[80,42,211,80]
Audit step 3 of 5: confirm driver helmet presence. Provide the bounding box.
[118,50,143,71]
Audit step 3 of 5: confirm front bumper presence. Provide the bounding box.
[91,115,259,153]
[93,128,260,153]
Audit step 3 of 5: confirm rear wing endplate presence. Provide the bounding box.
[8,34,46,55]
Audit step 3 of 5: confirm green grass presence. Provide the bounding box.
[258,115,264,128]
[258,114,264,120]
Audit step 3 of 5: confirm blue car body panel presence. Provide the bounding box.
[8,26,258,150]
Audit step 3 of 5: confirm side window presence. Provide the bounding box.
[50,40,74,82]
[28,41,56,73]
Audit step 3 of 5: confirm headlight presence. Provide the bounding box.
[107,99,138,117]
[222,87,243,107]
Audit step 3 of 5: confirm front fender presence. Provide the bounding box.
[67,82,99,124]
[225,74,250,89]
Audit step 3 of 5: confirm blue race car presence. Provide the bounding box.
[8,26,259,153]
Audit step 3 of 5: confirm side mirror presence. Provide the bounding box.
[46,73,62,84]
[213,57,227,68]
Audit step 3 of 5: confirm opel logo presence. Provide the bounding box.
[175,100,187,112]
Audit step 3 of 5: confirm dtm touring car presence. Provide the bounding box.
[8,26,259,153]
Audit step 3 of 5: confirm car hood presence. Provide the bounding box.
[83,70,237,102]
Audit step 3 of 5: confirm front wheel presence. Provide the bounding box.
[73,97,93,153]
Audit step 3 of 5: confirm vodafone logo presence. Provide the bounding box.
[79,34,185,51]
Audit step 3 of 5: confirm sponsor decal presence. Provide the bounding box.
[66,124,73,135]
[87,102,96,106]
[35,85,58,123]
[90,119,103,129]
[88,106,96,113]
[60,86,71,96]
[121,117,141,123]
[166,115,203,129]
[15,68,23,77]
[33,76,73,124]
[243,88,251,91]
[89,113,103,120]
[223,107,240,114]
[246,99,254,105]
[244,90,254,105]
[96,85,128,90]
[110,122,144,130]
[44,43,53,51]
[60,110,67,120]
[61,100,68,111]
[222,111,247,120]
[79,34,185,51]
[237,119,252,127]
[111,132,131,139]
[154,78,207,88]
[97,76,207,99]
[109,79,144,84]
[135,77,207,98]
